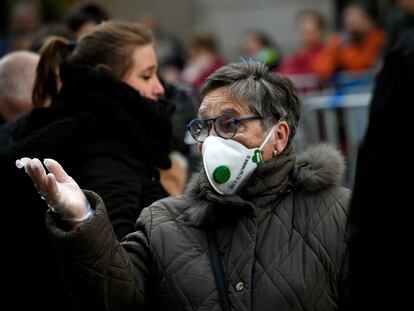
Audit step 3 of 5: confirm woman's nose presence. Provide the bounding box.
[153,77,165,98]
[209,125,218,137]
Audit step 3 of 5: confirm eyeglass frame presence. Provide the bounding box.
[186,114,262,143]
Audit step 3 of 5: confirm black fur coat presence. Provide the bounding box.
[0,62,173,310]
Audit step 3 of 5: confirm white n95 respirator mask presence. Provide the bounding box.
[202,126,276,195]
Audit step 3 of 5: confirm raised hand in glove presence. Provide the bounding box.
[16,158,93,227]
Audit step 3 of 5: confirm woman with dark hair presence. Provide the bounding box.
[0,20,172,310]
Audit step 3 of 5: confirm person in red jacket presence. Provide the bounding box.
[278,10,326,75]
[181,33,225,92]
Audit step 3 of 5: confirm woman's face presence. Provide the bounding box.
[122,44,164,101]
[198,87,288,161]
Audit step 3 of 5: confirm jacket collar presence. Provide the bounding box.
[180,143,345,227]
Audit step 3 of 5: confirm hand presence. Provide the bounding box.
[16,158,92,224]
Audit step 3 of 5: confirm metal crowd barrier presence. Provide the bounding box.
[294,92,372,188]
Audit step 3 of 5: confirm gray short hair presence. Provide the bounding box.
[200,61,300,141]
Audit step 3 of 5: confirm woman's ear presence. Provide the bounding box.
[273,121,290,154]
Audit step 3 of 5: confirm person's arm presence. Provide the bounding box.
[47,191,152,310]
[18,158,152,310]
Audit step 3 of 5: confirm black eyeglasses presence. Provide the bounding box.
[186,114,261,143]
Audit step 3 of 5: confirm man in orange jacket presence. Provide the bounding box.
[314,3,386,80]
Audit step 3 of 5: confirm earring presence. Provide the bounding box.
[273,149,278,157]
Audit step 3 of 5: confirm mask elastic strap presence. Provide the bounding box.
[258,124,277,151]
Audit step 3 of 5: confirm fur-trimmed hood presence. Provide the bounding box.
[185,143,345,198]
[0,62,173,169]
[179,143,346,226]
[293,143,345,192]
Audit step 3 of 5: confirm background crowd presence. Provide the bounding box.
[1,1,410,172]
[0,0,413,310]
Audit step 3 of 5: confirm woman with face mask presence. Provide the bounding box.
[0,21,173,310]
[18,61,350,311]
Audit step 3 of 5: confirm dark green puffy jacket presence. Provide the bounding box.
[47,144,350,311]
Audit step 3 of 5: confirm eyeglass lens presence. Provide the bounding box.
[190,115,238,142]
[189,120,209,142]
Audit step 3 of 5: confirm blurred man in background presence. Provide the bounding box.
[314,2,385,80]
[0,1,39,57]
[65,2,109,39]
[0,51,39,124]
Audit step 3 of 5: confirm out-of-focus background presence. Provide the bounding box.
[0,0,394,59]
[0,0,405,187]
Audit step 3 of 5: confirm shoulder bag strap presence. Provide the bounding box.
[206,230,231,311]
